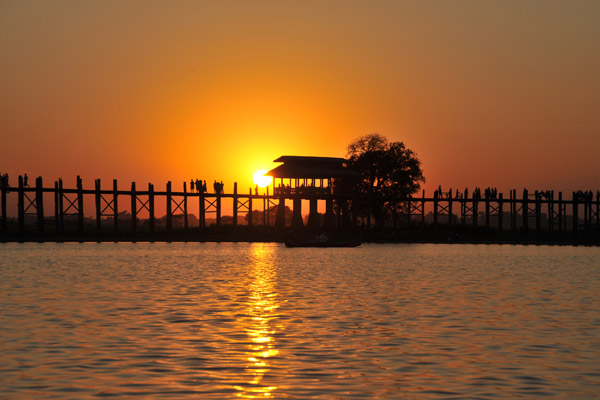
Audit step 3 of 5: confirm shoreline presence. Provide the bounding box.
[2,227,598,247]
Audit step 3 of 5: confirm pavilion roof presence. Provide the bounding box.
[266,155,361,179]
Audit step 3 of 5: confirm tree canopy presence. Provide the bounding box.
[346,133,425,225]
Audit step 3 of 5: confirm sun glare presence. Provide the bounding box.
[253,169,273,188]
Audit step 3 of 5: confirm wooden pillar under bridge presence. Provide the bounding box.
[522,189,528,232]
[263,195,267,226]
[558,192,563,236]
[596,192,600,237]
[548,191,554,234]
[497,193,503,232]
[58,178,64,233]
[56,181,61,233]
[276,196,285,229]
[17,175,24,233]
[448,191,453,225]
[407,195,412,225]
[1,178,7,234]
[77,176,84,234]
[535,190,541,235]
[199,189,205,229]
[421,190,425,225]
[584,193,590,236]
[149,183,155,233]
[166,181,172,233]
[472,194,478,228]
[307,197,319,229]
[36,177,44,235]
[433,191,438,225]
[131,182,137,234]
[113,179,118,236]
[183,181,188,231]
[216,190,221,226]
[509,190,515,232]
[247,189,253,228]
[572,191,578,237]
[233,182,238,227]
[95,179,101,233]
[292,196,303,228]
[323,197,335,229]
[485,196,490,229]
[266,187,270,226]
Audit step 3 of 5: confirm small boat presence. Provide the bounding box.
[284,230,361,248]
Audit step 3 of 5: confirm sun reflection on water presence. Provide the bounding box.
[235,244,281,398]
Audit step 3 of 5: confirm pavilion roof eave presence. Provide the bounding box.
[266,164,361,179]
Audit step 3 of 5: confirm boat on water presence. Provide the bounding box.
[284,230,361,248]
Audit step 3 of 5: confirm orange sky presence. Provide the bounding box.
[1,1,599,194]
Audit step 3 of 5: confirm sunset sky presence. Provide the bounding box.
[2,1,599,194]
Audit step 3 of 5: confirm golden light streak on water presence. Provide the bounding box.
[235,244,280,398]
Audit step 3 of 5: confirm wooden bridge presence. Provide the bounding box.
[1,175,599,239]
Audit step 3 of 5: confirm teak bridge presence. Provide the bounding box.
[1,175,599,239]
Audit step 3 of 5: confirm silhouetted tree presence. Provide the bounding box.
[347,133,425,227]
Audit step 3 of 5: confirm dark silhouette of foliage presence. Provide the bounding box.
[347,133,425,226]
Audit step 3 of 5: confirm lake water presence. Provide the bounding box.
[1,243,599,399]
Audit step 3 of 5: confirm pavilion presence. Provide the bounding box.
[265,156,360,229]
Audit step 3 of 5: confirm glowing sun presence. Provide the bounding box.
[253,169,273,188]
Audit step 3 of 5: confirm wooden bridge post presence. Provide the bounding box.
[548,191,554,235]
[95,179,101,233]
[522,189,528,232]
[558,192,563,236]
[460,195,466,225]
[448,190,453,225]
[407,195,412,225]
[58,178,64,233]
[55,181,61,233]
[183,181,188,231]
[262,194,267,226]
[36,177,44,234]
[113,179,118,236]
[77,176,84,234]
[497,193,503,232]
[149,183,155,233]
[596,191,600,237]
[572,191,578,236]
[584,193,590,237]
[166,181,172,232]
[308,197,319,229]
[433,191,438,225]
[248,188,253,228]
[199,188,205,229]
[535,190,541,235]
[131,182,137,234]
[216,188,222,226]
[421,190,425,225]
[472,193,478,228]
[276,193,286,229]
[233,182,238,227]
[485,194,490,228]
[509,190,515,231]
[1,177,6,234]
[292,196,303,228]
[266,187,270,226]
[17,175,24,233]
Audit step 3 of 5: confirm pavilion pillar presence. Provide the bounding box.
[307,197,319,229]
[275,196,286,229]
[292,196,303,228]
[341,199,352,228]
[323,197,336,230]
